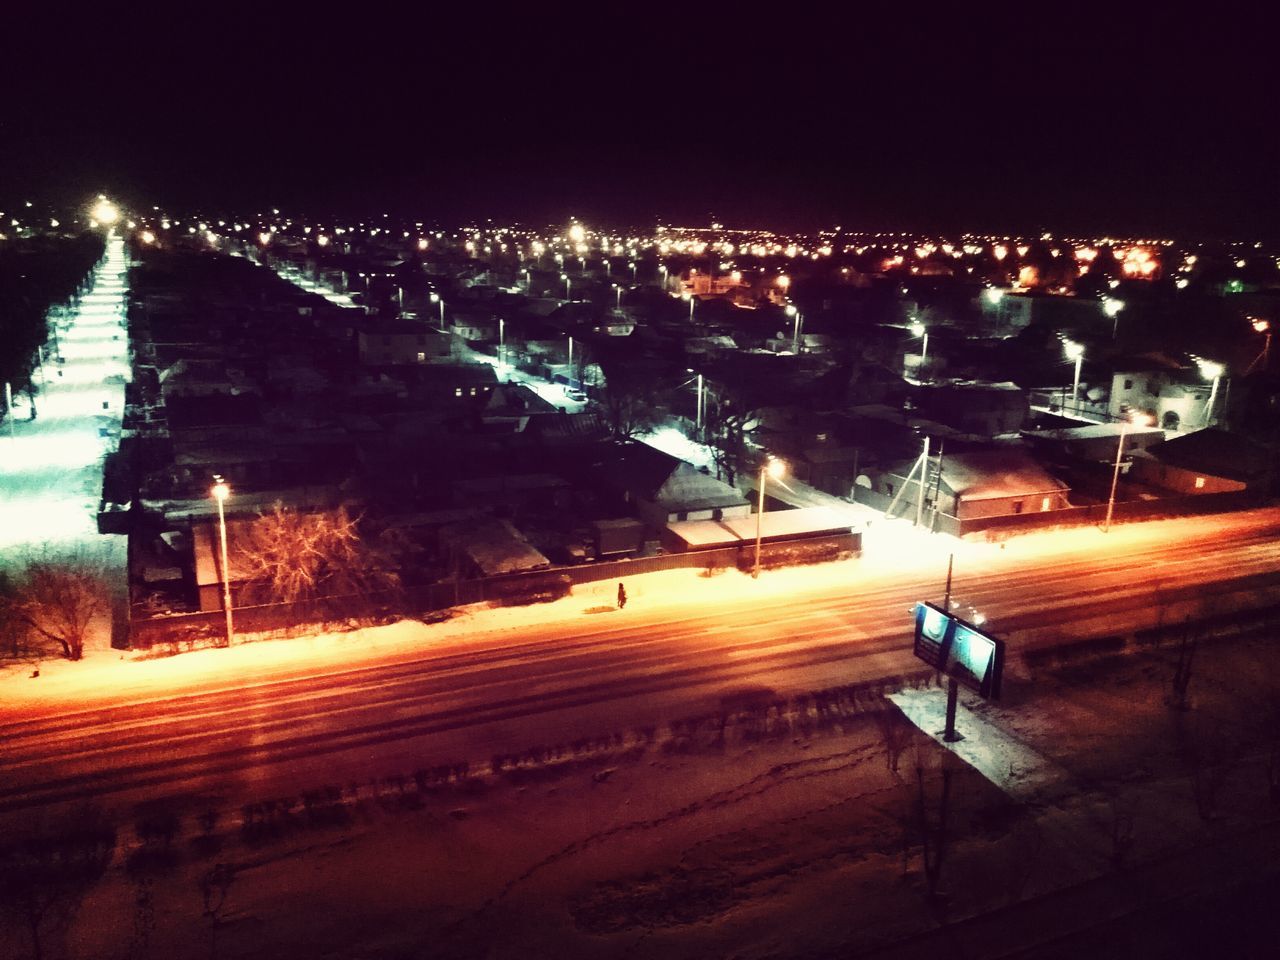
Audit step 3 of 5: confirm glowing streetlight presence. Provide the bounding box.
[1103,297,1125,338]
[910,321,929,372]
[603,258,611,276]
[753,458,786,579]
[983,287,1005,305]
[613,283,622,311]
[1198,359,1224,426]
[568,222,586,245]
[210,477,234,646]
[90,197,119,226]
[659,263,668,290]
[561,273,572,300]
[139,230,156,245]
[683,291,695,321]
[786,304,803,353]
[1063,340,1084,413]
[777,274,791,294]
[1104,414,1153,533]
[629,260,637,281]
[1247,318,1271,374]
[430,292,444,329]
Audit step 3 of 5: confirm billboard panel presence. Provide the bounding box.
[912,601,1004,699]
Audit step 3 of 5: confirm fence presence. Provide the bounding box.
[855,485,1264,539]
[126,533,861,651]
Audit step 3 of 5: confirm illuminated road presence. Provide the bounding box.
[0,232,129,552]
[1,509,1278,829]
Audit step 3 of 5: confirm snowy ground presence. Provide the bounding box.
[0,232,130,562]
[12,623,1280,960]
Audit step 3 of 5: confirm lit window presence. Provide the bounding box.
[1041,497,1051,511]
[417,352,426,362]
[1194,477,1206,489]
[469,387,477,396]
[455,387,462,397]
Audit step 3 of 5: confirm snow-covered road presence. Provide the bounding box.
[0,232,130,558]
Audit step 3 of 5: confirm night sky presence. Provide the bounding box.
[3,7,1277,237]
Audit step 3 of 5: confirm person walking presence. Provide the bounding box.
[617,582,627,609]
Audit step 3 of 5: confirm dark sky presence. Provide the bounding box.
[3,6,1277,237]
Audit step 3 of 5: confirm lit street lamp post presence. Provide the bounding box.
[786,304,802,353]
[683,292,695,322]
[430,292,444,330]
[613,283,622,311]
[910,321,929,377]
[211,477,234,646]
[1199,360,1223,426]
[562,273,571,300]
[1064,340,1084,414]
[1104,415,1151,532]
[753,458,786,579]
[1246,318,1272,374]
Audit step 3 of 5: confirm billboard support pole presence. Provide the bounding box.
[943,553,953,613]
[943,677,963,742]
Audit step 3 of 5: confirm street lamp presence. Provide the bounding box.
[910,321,929,374]
[1103,297,1125,339]
[1063,340,1084,414]
[603,258,611,276]
[561,273,571,300]
[786,304,802,354]
[430,292,444,330]
[1104,414,1152,533]
[1198,359,1223,426]
[1247,318,1271,374]
[683,291,695,321]
[498,317,505,371]
[629,260,637,281]
[659,263,668,290]
[210,477,234,646]
[753,458,786,579]
[613,283,622,311]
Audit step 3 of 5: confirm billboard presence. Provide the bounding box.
[912,601,1004,699]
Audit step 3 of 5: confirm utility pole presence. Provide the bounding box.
[915,436,930,527]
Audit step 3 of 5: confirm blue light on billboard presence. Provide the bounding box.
[912,601,1005,699]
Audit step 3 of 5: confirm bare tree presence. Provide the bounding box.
[233,504,399,605]
[703,395,757,487]
[3,549,108,661]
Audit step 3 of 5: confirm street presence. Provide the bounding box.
[2,508,1278,832]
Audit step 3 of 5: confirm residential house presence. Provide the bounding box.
[595,442,751,528]
[875,449,1071,520]
[1129,428,1274,494]
[357,321,453,365]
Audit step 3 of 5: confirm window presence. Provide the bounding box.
[417,352,426,362]
[469,387,477,396]
[1012,501,1024,514]
[454,387,463,397]
[1123,378,1134,390]
[1194,476,1206,489]
[1041,496,1052,511]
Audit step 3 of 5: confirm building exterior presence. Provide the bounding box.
[1108,366,1212,431]
[876,449,1070,521]
[357,321,453,365]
